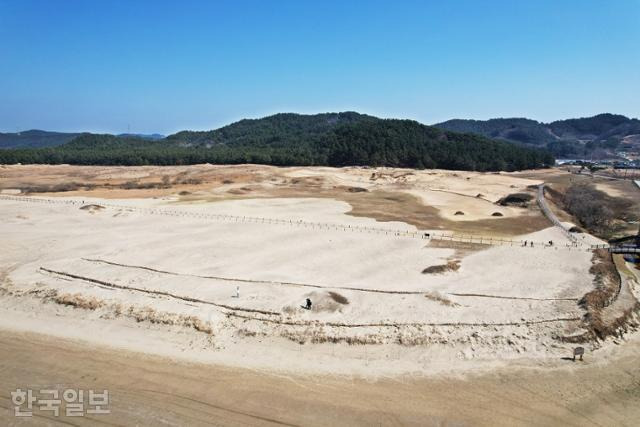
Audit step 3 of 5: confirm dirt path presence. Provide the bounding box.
[1,329,639,426]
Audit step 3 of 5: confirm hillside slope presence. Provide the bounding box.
[435,113,640,158]
[0,112,553,171]
[0,130,80,149]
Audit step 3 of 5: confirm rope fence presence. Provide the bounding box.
[0,194,596,251]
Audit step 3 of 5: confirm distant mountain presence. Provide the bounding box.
[118,133,165,140]
[433,118,556,145]
[167,112,378,146]
[434,114,640,158]
[0,130,164,149]
[0,112,554,171]
[0,130,81,149]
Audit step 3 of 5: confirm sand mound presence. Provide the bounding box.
[79,204,105,213]
[285,290,350,313]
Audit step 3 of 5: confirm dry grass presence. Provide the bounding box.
[547,179,640,238]
[125,306,213,334]
[34,287,214,335]
[424,291,459,307]
[280,329,382,345]
[427,240,487,259]
[580,249,619,310]
[53,293,104,310]
[19,182,93,194]
[566,249,640,342]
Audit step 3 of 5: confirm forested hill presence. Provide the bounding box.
[0,130,81,149]
[168,112,378,146]
[434,113,640,158]
[0,112,554,171]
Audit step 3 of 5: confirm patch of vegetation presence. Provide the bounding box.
[328,291,349,305]
[346,187,368,193]
[19,182,94,193]
[563,182,636,237]
[566,250,640,342]
[424,291,459,307]
[422,260,461,274]
[120,180,171,190]
[54,293,104,310]
[497,192,533,206]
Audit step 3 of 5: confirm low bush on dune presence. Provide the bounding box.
[497,192,533,207]
[422,260,461,274]
[44,291,213,335]
[53,293,104,310]
[328,291,349,305]
[126,306,213,334]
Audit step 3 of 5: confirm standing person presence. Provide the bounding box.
[305,298,312,310]
[236,286,240,298]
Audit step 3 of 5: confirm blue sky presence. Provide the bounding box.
[1,0,638,134]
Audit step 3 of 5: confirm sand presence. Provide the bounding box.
[1,164,639,424]
[0,190,598,376]
[2,328,640,426]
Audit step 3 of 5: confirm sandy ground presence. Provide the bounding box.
[1,165,639,424]
[0,164,550,236]
[2,328,640,426]
[0,193,597,374]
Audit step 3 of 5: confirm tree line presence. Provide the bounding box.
[0,113,555,171]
